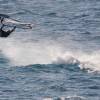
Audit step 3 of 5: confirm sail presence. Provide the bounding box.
[0,14,32,29]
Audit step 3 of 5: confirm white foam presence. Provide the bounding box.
[0,38,62,66]
[0,38,100,72]
[54,51,100,72]
[43,95,86,100]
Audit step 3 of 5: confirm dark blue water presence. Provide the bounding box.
[0,0,100,100]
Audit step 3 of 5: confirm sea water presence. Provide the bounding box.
[0,0,100,100]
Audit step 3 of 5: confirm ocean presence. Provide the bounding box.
[0,0,100,100]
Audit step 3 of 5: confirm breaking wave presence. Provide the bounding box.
[43,95,86,100]
[0,37,100,72]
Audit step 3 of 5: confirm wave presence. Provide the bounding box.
[53,51,100,72]
[43,95,86,100]
[0,37,100,72]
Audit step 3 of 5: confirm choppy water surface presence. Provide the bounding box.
[0,0,100,100]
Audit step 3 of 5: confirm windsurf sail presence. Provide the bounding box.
[0,14,32,29]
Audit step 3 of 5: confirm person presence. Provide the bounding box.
[0,17,16,37]
[0,25,16,37]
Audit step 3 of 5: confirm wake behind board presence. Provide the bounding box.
[0,14,32,29]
